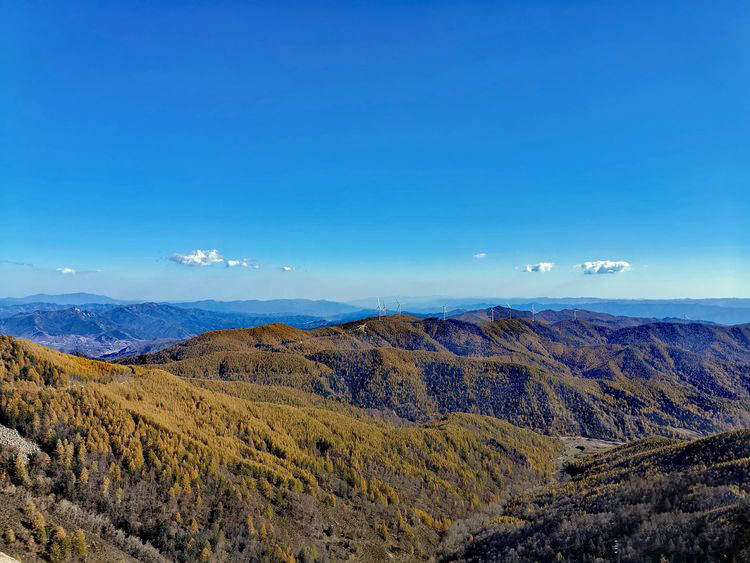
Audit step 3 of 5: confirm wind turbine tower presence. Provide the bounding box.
[443,305,447,321]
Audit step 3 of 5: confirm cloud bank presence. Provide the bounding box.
[473,252,487,259]
[170,249,254,269]
[580,260,631,274]
[281,266,294,272]
[0,260,34,268]
[523,262,554,273]
[170,249,224,267]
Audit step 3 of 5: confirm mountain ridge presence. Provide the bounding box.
[123,313,750,441]
[0,293,130,306]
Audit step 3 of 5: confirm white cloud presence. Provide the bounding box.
[55,267,101,275]
[473,252,487,259]
[170,249,224,267]
[523,262,554,273]
[226,258,249,268]
[580,260,631,274]
[281,266,294,272]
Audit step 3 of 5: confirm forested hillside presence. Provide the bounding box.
[446,430,750,562]
[0,335,559,562]
[125,315,750,440]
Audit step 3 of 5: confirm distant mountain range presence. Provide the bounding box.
[0,292,132,305]
[452,305,669,327]
[171,298,361,318]
[2,292,748,361]
[3,293,750,323]
[351,297,750,324]
[0,302,117,319]
[0,303,328,358]
[511,300,750,325]
[0,294,363,319]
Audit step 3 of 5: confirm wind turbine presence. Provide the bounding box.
[573,309,577,322]
[394,299,402,315]
[376,298,384,318]
[443,305,447,321]
[490,305,502,322]
[531,304,535,322]
[507,303,513,319]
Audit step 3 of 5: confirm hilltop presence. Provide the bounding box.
[124,313,750,440]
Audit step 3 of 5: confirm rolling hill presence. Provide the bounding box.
[124,313,750,440]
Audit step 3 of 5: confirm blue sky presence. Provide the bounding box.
[2,1,748,300]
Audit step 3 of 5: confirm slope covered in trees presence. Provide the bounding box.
[0,335,559,561]
[446,430,750,562]
[125,315,750,440]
